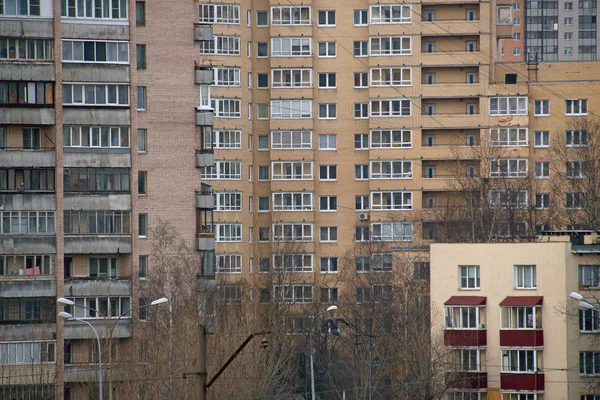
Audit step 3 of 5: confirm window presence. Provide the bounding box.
[273,223,313,242]
[259,227,269,242]
[256,10,268,26]
[355,226,370,242]
[319,196,338,211]
[459,265,480,289]
[372,253,393,272]
[138,255,147,279]
[535,193,550,209]
[489,159,528,178]
[138,213,147,237]
[216,254,242,273]
[217,285,243,304]
[566,99,588,115]
[318,103,337,119]
[0,81,54,106]
[318,10,336,26]
[355,195,369,211]
[370,160,412,179]
[564,47,573,55]
[489,96,528,115]
[0,341,56,365]
[201,160,242,180]
[257,42,268,57]
[258,166,269,182]
[567,192,582,209]
[370,99,411,117]
[355,134,368,149]
[413,262,430,281]
[567,161,586,178]
[211,130,241,149]
[63,211,129,234]
[565,32,573,40]
[272,254,313,273]
[198,4,240,24]
[534,162,549,179]
[534,131,549,147]
[370,36,411,55]
[320,257,338,274]
[135,1,145,25]
[513,17,520,25]
[354,9,367,25]
[580,265,600,289]
[273,284,313,303]
[371,222,413,241]
[320,227,338,242]
[502,350,537,372]
[370,129,411,148]
[199,36,241,55]
[489,190,528,209]
[136,44,146,69]
[272,161,313,180]
[137,129,146,152]
[23,128,41,150]
[370,67,412,86]
[256,74,268,89]
[565,17,573,25]
[354,41,368,56]
[215,224,242,242]
[566,130,588,146]
[355,103,369,119]
[355,165,369,180]
[214,67,241,86]
[319,165,337,181]
[215,192,242,211]
[356,257,370,272]
[138,171,147,194]
[354,72,368,88]
[319,134,337,150]
[580,309,600,332]
[63,83,128,106]
[89,257,117,278]
[514,32,521,40]
[271,37,311,56]
[211,99,241,117]
[489,127,528,146]
[356,287,370,304]
[321,288,338,303]
[370,5,411,23]
[271,100,312,119]
[272,68,312,87]
[273,192,313,211]
[514,265,536,289]
[318,73,336,88]
[271,6,311,25]
[512,48,521,56]
[565,1,574,8]
[0,39,52,61]
[318,42,336,57]
[254,197,268,213]
[371,191,412,210]
[0,255,53,276]
[61,0,127,18]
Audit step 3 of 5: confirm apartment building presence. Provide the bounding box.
[2,0,600,397]
[430,232,600,400]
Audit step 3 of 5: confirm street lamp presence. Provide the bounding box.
[570,292,584,301]
[570,291,597,310]
[57,297,169,399]
[309,305,338,400]
[59,311,104,400]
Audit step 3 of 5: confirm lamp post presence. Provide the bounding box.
[57,297,168,399]
[309,305,338,400]
[58,311,104,400]
[570,291,597,310]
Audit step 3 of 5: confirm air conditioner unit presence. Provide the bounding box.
[359,213,369,221]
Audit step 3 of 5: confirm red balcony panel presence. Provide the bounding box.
[500,330,543,347]
[446,372,487,390]
[500,373,544,391]
[444,330,487,347]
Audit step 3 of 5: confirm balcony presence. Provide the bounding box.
[64,235,132,254]
[444,329,487,347]
[0,149,55,168]
[64,318,131,340]
[195,66,213,85]
[0,280,55,297]
[1,19,54,38]
[420,113,482,129]
[64,364,102,383]
[0,236,56,254]
[421,20,481,36]
[500,330,544,347]
[446,372,487,390]
[0,323,55,341]
[194,23,213,41]
[421,51,485,67]
[64,195,131,212]
[196,192,215,209]
[500,373,544,391]
[195,150,214,168]
[196,108,214,126]
[0,63,55,81]
[420,83,481,98]
[63,64,129,83]
[0,108,54,125]
[197,235,215,251]
[64,278,132,297]
[63,108,130,125]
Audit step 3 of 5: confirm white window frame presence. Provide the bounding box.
[318,134,337,150]
[271,161,313,180]
[355,164,369,180]
[566,130,588,147]
[459,265,480,289]
[566,161,586,178]
[534,131,549,147]
[272,68,312,88]
[199,36,241,55]
[355,103,369,119]
[318,42,336,57]
[370,67,411,86]
[271,37,312,57]
[215,192,242,211]
[535,193,550,209]
[213,67,241,87]
[489,190,528,209]
[514,265,537,289]
[199,4,240,24]
[371,222,413,242]
[62,40,129,64]
[370,160,412,179]
[211,99,241,118]
[354,72,368,88]
[271,131,312,149]
[355,195,369,211]
[271,100,312,119]
[271,6,311,25]
[318,72,337,89]
[319,196,338,212]
[369,36,411,55]
[320,226,338,242]
[371,192,412,210]
[502,350,538,372]
[216,254,243,273]
[273,255,314,273]
[272,223,314,241]
[370,4,411,24]
[489,159,528,178]
[534,162,550,179]
[63,83,129,106]
[63,126,130,149]
[534,99,549,116]
[370,129,412,148]
[489,127,528,146]
[319,165,337,181]
[273,192,313,211]
[370,99,411,117]
[318,10,336,26]
[580,265,600,289]
[320,257,338,274]
[273,284,313,302]
[567,192,582,209]
[566,99,588,115]
[318,103,337,119]
[489,96,528,115]
[212,130,242,149]
[354,41,368,56]
[215,224,243,242]
[201,160,242,180]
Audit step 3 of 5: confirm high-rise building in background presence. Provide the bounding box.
[1,0,600,398]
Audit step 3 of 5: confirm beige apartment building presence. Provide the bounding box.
[2,0,600,397]
[431,232,600,400]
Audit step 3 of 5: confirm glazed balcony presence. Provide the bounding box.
[446,372,487,390]
[0,149,55,168]
[444,329,487,347]
[500,373,544,391]
[64,235,132,254]
[64,278,132,298]
[194,23,213,41]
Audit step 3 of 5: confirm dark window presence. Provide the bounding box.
[136,2,146,26]
[136,44,146,69]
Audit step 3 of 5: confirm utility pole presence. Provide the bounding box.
[197,323,207,400]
